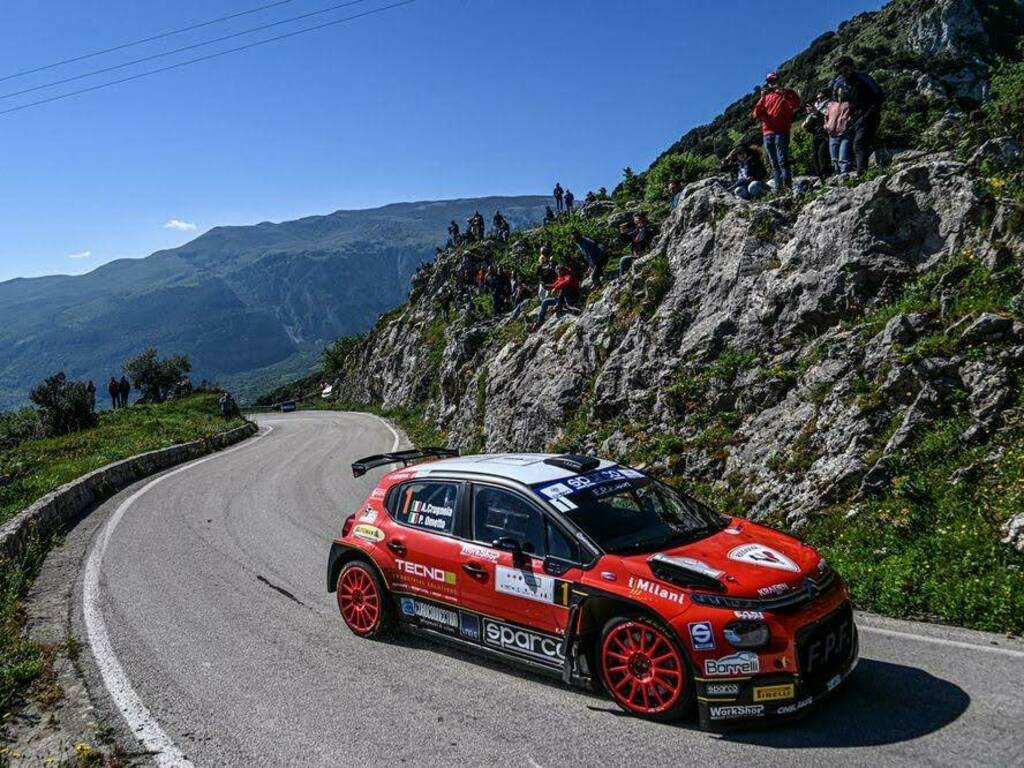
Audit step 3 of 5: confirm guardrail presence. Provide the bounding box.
[0,421,258,563]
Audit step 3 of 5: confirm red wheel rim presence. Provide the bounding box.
[601,621,685,715]
[337,565,381,634]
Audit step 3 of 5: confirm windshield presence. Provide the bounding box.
[532,468,727,555]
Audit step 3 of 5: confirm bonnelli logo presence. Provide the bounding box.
[704,651,760,676]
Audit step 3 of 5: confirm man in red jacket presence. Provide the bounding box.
[752,71,800,193]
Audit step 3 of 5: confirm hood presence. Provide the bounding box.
[618,518,825,600]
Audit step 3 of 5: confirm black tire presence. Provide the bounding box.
[335,560,396,640]
[597,615,696,722]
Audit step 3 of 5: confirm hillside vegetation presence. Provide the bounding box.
[269,0,1024,634]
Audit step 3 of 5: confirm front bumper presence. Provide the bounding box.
[696,611,860,730]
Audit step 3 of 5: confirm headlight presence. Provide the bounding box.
[724,620,770,649]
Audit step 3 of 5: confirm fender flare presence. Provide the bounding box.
[326,541,388,593]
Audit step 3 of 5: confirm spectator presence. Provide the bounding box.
[475,265,488,294]
[465,214,476,243]
[86,380,96,412]
[832,55,885,175]
[802,88,834,182]
[533,265,580,328]
[118,375,131,408]
[439,286,452,321]
[825,86,854,174]
[544,205,556,223]
[752,71,800,193]
[585,190,596,204]
[721,145,768,199]
[448,220,461,245]
[667,179,684,209]
[564,189,575,213]
[536,247,557,286]
[108,376,120,409]
[553,182,564,212]
[219,391,238,420]
[493,211,510,242]
[570,229,608,286]
[618,212,656,276]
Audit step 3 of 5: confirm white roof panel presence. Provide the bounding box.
[411,453,619,485]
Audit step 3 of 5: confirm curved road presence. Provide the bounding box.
[68,411,1024,767]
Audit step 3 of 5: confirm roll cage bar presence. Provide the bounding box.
[351,447,459,478]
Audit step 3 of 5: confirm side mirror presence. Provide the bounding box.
[543,556,572,577]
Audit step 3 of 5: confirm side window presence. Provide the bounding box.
[546,519,580,562]
[473,486,546,557]
[391,481,458,535]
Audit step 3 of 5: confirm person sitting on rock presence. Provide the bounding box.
[536,246,557,287]
[831,55,884,176]
[509,272,533,320]
[667,179,684,209]
[570,229,608,287]
[544,205,556,223]
[533,265,580,329]
[801,88,834,182]
[752,71,800,193]
[585,190,596,204]
[825,86,854,174]
[721,145,768,200]
[618,212,656,277]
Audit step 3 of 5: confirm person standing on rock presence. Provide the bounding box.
[448,220,461,246]
[832,55,885,176]
[752,72,800,193]
[801,88,834,182]
[825,86,854,174]
[118,375,131,408]
[564,189,575,214]
[570,229,608,287]
[553,183,564,212]
[108,376,120,409]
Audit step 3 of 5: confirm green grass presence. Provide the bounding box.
[0,393,246,526]
[0,393,246,725]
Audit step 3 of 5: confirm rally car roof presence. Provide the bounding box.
[408,453,619,485]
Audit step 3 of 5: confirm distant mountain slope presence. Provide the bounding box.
[0,196,549,408]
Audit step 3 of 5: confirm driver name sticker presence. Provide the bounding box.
[727,544,800,573]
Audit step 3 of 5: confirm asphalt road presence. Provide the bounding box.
[67,411,1024,767]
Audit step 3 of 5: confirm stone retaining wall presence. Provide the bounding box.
[0,421,258,563]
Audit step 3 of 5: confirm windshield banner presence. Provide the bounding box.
[532,467,645,510]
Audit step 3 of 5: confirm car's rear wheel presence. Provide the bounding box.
[598,616,694,721]
[336,560,395,639]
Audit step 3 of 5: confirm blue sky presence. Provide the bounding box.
[0,0,882,281]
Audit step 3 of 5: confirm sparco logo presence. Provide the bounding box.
[704,651,760,676]
[709,704,764,720]
[483,619,564,663]
[627,577,684,605]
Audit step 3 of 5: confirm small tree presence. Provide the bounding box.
[29,372,97,437]
[323,334,365,381]
[613,167,645,203]
[124,348,191,403]
[644,152,718,202]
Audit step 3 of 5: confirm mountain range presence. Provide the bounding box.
[0,196,549,408]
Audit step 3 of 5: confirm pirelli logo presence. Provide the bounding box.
[753,683,795,702]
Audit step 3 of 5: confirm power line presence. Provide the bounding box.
[0,0,297,84]
[0,0,418,117]
[0,0,376,101]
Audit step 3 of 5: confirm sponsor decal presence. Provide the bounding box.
[352,524,385,542]
[360,507,377,523]
[395,559,456,585]
[777,697,813,715]
[482,619,564,664]
[459,611,480,640]
[460,543,500,562]
[534,468,635,501]
[650,553,725,580]
[734,610,765,620]
[539,482,572,500]
[753,683,795,702]
[400,597,416,616]
[709,704,764,720]
[496,566,554,604]
[688,621,716,651]
[406,599,458,630]
[592,480,632,498]
[728,544,800,573]
[619,468,645,479]
[627,577,684,606]
[826,674,842,691]
[370,487,387,499]
[705,682,740,696]
[723,526,742,535]
[805,619,853,677]
[758,582,790,597]
[704,651,760,677]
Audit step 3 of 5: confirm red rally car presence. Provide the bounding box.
[327,450,858,728]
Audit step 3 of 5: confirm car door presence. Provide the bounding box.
[458,483,584,667]
[383,479,464,621]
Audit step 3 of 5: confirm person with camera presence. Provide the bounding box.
[752,71,800,193]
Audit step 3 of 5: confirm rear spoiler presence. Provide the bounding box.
[351,448,459,478]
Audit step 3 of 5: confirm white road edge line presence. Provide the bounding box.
[859,623,1024,659]
[369,412,402,451]
[82,424,274,768]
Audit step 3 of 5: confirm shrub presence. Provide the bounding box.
[986,43,1024,140]
[613,167,645,203]
[123,348,191,404]
[28,373,96,437]
[323,334,366,380]
[644,152,717,202]
[0,409,40,450]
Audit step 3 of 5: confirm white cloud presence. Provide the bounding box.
[67,250,92,260]
[163,218,197,232]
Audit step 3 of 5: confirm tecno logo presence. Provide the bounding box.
[396,559,455,585]
[483,620,564,662]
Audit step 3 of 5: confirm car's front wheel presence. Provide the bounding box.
[336,560,395,639]
[598,616,695,721]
